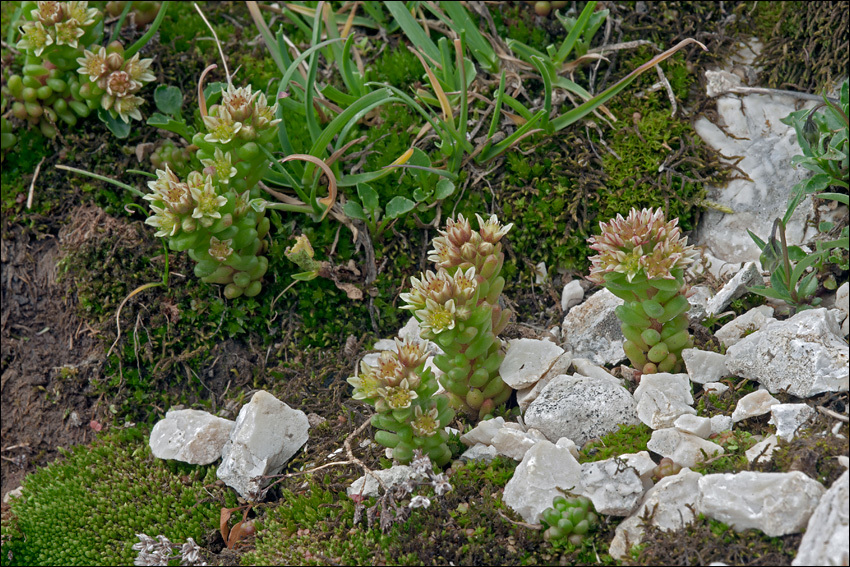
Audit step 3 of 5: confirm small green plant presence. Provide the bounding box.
[348,337,455,465]
[747,79,849,309]
[403,214,514,420]
[4,1,168,140]
[540,494,598,545]
[587,207,698,374]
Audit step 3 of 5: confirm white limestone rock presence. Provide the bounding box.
[217,391,310,499]
[348,465,413,498]
[460,443,499,463]
[490,427,548,461]
[793,470,850,566]
[633,373,695,430]
[609,469,702,560]
[515,374,555,413]
[560,289,626,366]
[745,434,779,464]
[460,417,505,447]
[555,437,580,460]
[571,357,622,386]
[731,390,780,422]
[703,382,730,396]
[769,403,816,441]
[619,451,658,490]
[709,415,734,435]
[682,349,730,384]
[580,458,645,516]
[687,285,714,323]
[524,374,639,446]
[561,280,584,312]
[500,339,568,390]
[149,409,235,465]
[674,414,712,439]
[698,471,826,537]
[502,439,584,523]
[706,263,763,317]
[836,282,849,336]
[647,428,724,468]
[714,305,776,348]
[726,308,849,397]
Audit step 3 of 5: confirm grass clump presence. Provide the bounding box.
[579,423,653,463]
[0,427,233,566]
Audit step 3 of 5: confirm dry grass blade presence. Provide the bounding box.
[280,154,339,220]
[105,282,163,358]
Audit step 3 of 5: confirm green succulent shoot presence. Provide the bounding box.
[587,207,698,374]
[144,81,280,299]
[540,495,598,545]
[402,214,514,421]
[348,337,455,466]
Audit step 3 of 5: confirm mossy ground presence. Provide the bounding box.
[1,1,847,565]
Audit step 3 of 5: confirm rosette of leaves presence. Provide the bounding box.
[347,337,455,466]
[143,82,280,299]
[587,208,698,374]
[540,495,598,545]
[402,214,514,420]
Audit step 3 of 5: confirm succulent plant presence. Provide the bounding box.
[149,138,193,177]
[348,337,455,466]
[106,1,162,27]
[587,207,698,374]
[401,214,514,421]
[143,82,280,299]
[540,494,598,545]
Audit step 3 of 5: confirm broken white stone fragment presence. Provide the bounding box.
[489,427,548,461]
[836,282,849,336]
[698,471,826,537]
[149,408,235,465]
[459,443,499,463]
[571,357,622,386]
[674,414,712,439]
[687,285,714,323]
[561,289,626,366]
[348,465,413,499]
[714,305,776,348]
[515,374,555,413]
[460,417,505,447]
[703,382,729,395]
[726,308,849,397]
[502,439,583,524]
[682,348,729,384]
[745,434,779,464]
[524,374,639,446]
[793,470,850,566]
[580,458,645,516]
[609,469,701,560]
[561,280,584,312]
[500,339,568,390]
[769,403,816,441]
[709,415,734,435]
[217,391,310,500]
[619,451,658,490]
[633,373,695,430]
[647,428,724,468]
[705,262,762,316]
[731,390,780,422]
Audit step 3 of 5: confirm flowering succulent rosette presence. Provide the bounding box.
[143,83,280,299]
[75,40,155,123]
[402,214,514,420]
[4,1,104,138]
[348,337,454,466]
[587,207,698,374]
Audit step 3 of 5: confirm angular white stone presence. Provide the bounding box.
[836,282,849,336]
[674,414,712,439]
[460,443,499,463]
[460,417,505,447]
[502,439,584,523]
[609,469,701,559]
[555,437,579,460]
[490,427,548,461]
[571,357,622,386]
[500,338,567,389]
[647,428,724,468]
[633,373,695,430]
[560,288,626,366]
[698,471,826,537]
[687,285,714,323]
[703,382,730,395]
[705,263,762,316]
[347,465,413,498]
[715,305,776,348]
[726,308,849,397]
[561,280,584,312]
[731,390,780,422]
[580,458,645,516]
[745,434,779,464]
[619,451,658,490]
[710,415,734,435]
[515,374,555,413]
[217,391,310,499]
[769,403,816,441]
[793,470,850,567]
[682,349,730,384]
[150,409,235,465]
[524,374,639,446]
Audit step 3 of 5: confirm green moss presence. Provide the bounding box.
[0,428,233,566]
[579,423,653,463]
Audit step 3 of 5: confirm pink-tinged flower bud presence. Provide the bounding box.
[181,216,197,233]
[443,214,473,247]
[35,1,63,25]
[106,51,125,71]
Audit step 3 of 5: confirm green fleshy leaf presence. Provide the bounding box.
[385,196,415,219]
[154,85,183,116]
